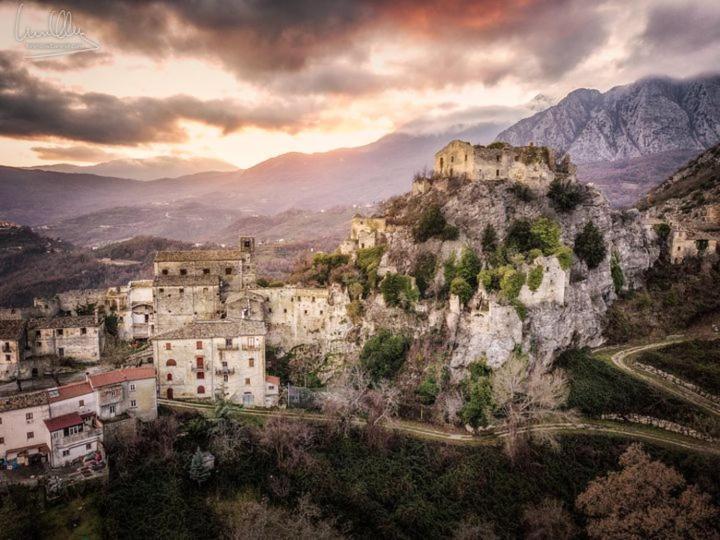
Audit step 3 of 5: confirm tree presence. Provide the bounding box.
[523,498,577,540]
[359,330,409,381]
[413,252,437,296]
[576,443,718,539]
[457,247,481,288]
[506,219,535,253]
[380,273,419,309]
[482,224,499,253]
[189,446,211,485]
[530,217,562,255]
[413,204,457,242]
[574,222,606,269]
[491,353,575,461]
[257,416,315,473]
[547,178,587,212]
[459,360,493,428]
[610,253,624,293]
[450,277,474,305]
[104,312,118,337]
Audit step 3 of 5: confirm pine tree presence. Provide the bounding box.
[189,447,211,485]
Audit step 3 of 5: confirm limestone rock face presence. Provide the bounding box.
[496,75,720,164]
[366,170,659,372]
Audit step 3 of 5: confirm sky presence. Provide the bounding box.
[0,0,719,169]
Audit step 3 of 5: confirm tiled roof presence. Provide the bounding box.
[48,381,93,403]
[155,249,247,262]
[28,315,100,330]
[88,366,156,388]
[0,319,25,340]
[265,375,280,386]
[44,412,83,432]
[0,390,48,412]
[152,320,266,340]
[153,275,220,287]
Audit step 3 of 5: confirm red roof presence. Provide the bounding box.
[44,412,83,432]
[48,381,93,403]
[88,367,156,388]
[265,375,280,386]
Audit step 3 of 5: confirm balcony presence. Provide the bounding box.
[191,365,207,373]
[241,344,261,351]
[56,427,103,447]
[215,367,235,375]
[218,344,239,351]
[98,388,123,406]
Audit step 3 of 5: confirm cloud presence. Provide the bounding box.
[27,0,615,94]
[31,144,119,162]
[639,2,720,55]
[31,51,114,72]
[0,51,316,145]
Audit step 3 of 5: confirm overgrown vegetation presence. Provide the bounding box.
[610,252,624,293]
[412,204,459,243]
[547,178,587,212]
[359,330,410,381]
[380,273,419,310]
[573,222,606,269]
[459,359,493,428]
[638,340,720,395]
[527,265,544,291]
[412,252,437,297]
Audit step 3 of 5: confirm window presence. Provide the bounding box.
[196,357,204,369]
[162,268,169,275]
[27,432,34,440]
[179,288,184,295]
[225,267,232,275]
[464,153,467,162]
[0,437,4,444]
[79,399,84,407]
[496,155,501,162]
[26,412,33,421]
[248,358,255,368]
[159,288,165,293]
[167,373,173,381]
[268,308,272,313]
[196,341,203,350]
[197,371,205,380]
[56,329,63,336]
[86,443,92,450]
[4,355,9,362]
[180,269,187,276]
[165,343,172,350]
[129,383,136,391]
[496,169,500,177]
[222,361,228,367]
[245,378,251,386]
[225,338,233,347]
[166,359,176,366]
[197,385,205,394]
[203,268,210,275]
[130,400,137,408]
[223,375,229,382]
[268,385,274,391]
[304,310,308,315]
[283,308,287,314]
[81,327,87,335]
[58,347,64,357]
[62,449,70,456]
[319,310,323,315]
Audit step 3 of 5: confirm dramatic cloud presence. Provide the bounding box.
[0,52,316,145]
[31,144,119,162]
[640,2,720,55]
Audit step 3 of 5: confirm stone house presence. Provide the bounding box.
[116,280,155,340]
[669,228,719,264]
[87,367,157,422]
[0,319,26,381]
[339,216,388,255]
[153,275,222,334]
[433,140,567,189]
[0,391,52,468]
[44,411,102,468]
[152,320,268,406]
[28,315,105,362]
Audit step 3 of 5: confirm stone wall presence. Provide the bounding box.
[153,282,221,334]
[518,255,566,306]
[601,413,716,442]
[30,325,104,362]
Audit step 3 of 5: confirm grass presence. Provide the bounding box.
[557,348,720,438]
[637,340,720,395]
[40,493,102,540]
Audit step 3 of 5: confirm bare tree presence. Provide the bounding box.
[491,353,576,461]
[576,443,719,539]
[522,498,577,540]
[257,415,316,473]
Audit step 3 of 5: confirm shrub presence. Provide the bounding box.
[346,300,364,324]
[356,246,385,289]
[413,252,437,297]
[696,239,709,252]
[443,253,457,283]
[610,253,624,293]
[380,273,419,309]
[509,183,535,202]
[450,277,474,305]
[413,204,457,242]
[360,330,410,381]
[547,178,587,212]
[527,248,543,262]
[554,246,574,270]
[500,268,526,300]
[459,360,493,428]
[457,247,481,289]
[530,217,562,255]
[505,220,534,253]
[653,222,671,243]
[527,265,544,291]
[482,224,498,253]
[574,222,606,269]
[416,376,440,405]
[512,300,527,321]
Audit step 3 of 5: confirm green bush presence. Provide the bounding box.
[457,247,481,289]
[530,217,562,255]
[482,224,498,253]
[610,253,624,293]
[459,360,493,427]
[511,300,527,320]
[527,248,543,262]
[413,205,458,242]
[527,265,544,291]
[508,183,535,202]
[653,223,671,243]
[443,253,457,283]
[310,252,351,284]
[450,277,474,305]
[505,219,535,253]
[574,222,606,269]
[547,178,587,212]
[500,268,526,300]
[554,246,574,270]
[359,330,410,381]
[413,252,437,297]
[380,273,419,309]
[416,376,440,405]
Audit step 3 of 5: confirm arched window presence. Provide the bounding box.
[166,359,176,367]
[197,385,205,395]
[166,373,173,381]
[439,157,444,169]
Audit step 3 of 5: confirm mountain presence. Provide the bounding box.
[29,155,238,181]
[496,75,720,207]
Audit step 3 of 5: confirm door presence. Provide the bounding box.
[167,388,174,400]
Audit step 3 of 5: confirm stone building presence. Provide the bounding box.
[0,319,26,381]
[153,275,222,334]
[116,280,155,340]
[0,390,51,467]
[28,315,105,362]
[152,320,268,406]
[339,216,388,255]
[432,140,571,189]
[87,366,158,421]
[668,228,719,264]
[154,239,256,292]
[44,412,103,468]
